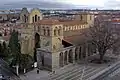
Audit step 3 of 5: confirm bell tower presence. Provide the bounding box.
[51,24,63,52]
[20,7,29,23]
[20,8,43,55]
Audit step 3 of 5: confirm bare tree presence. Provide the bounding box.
[87,15,120,63]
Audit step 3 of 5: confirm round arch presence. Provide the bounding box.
[64,51,68,65]
[30,8,43,23]
[59,52,64,67]
[75,47,79,61]
[34,33,40,62]
[35,33,40,48]
[68,49,73,63]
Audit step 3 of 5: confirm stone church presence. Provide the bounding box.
[20,8,95,71]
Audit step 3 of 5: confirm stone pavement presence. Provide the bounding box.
[50,63,106,80]
[20,54,120,80]
[20,69,50,80]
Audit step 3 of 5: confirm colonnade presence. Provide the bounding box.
[59,44,95,67]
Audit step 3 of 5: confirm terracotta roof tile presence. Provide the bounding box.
[33,19,87,25]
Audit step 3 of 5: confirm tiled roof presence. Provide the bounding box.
[64,34,86,45]
[33,19,87,25]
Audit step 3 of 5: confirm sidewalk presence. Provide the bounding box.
[20,69,50,80]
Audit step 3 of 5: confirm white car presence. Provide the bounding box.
[0,74,3,79]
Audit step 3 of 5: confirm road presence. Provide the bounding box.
[0,58,21,80]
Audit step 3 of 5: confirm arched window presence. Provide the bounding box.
[58,29,60,35]
[81,15,83,20]
[0,33,2,36]
[44,28,46,35]
[38,16,40,20]
[24,15,26,23]
[69,27,71,31]
[35,15,37,22]
[54,29,57,36]
[47,29,50,36]
[32,17,34,23]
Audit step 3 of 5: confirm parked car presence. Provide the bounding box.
[0,74,9,80]
[0,74,3,79]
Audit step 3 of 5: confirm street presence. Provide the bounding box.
[0,58,21,80]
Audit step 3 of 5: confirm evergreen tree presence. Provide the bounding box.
[8,30,21,66]
[2,41,9,58]
[0,43,3,57]
[0,42,9,58]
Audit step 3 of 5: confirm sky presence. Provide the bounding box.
[1,0,120,9]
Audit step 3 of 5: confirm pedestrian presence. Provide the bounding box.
[37,69,39,74]
[53,71,55,74]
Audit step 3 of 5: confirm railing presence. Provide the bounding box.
[88,61,120,80]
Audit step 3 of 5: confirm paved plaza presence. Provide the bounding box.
[20,69,50,80]
[20,54,120,80]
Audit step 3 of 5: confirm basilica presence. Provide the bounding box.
[20,8,95,71]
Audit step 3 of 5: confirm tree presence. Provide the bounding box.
[19,54,33,73]
[0,43,3,57]
[87,15,120,63]
[0,42,9,58]
[8,30,19,54]
[8,30,21,75]
[2,41,9,58]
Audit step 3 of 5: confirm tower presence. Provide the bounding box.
[36,20,64,71]
[20,8,43,57]
[75,12,94,26]
[38,20,63,52]
[20,7,29,23]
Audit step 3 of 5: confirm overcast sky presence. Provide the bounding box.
[1,0,120,9]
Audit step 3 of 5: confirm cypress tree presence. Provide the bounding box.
[8,30,21,66]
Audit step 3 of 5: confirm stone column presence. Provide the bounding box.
[46,29,48,36]
[85,43,88,59]
[80,46,83,60]
[77,46,80,62]
[63,52,65,66]
[72,48,76,64]
[67,51,69,65]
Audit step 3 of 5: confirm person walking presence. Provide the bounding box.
[37,70,39,74]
